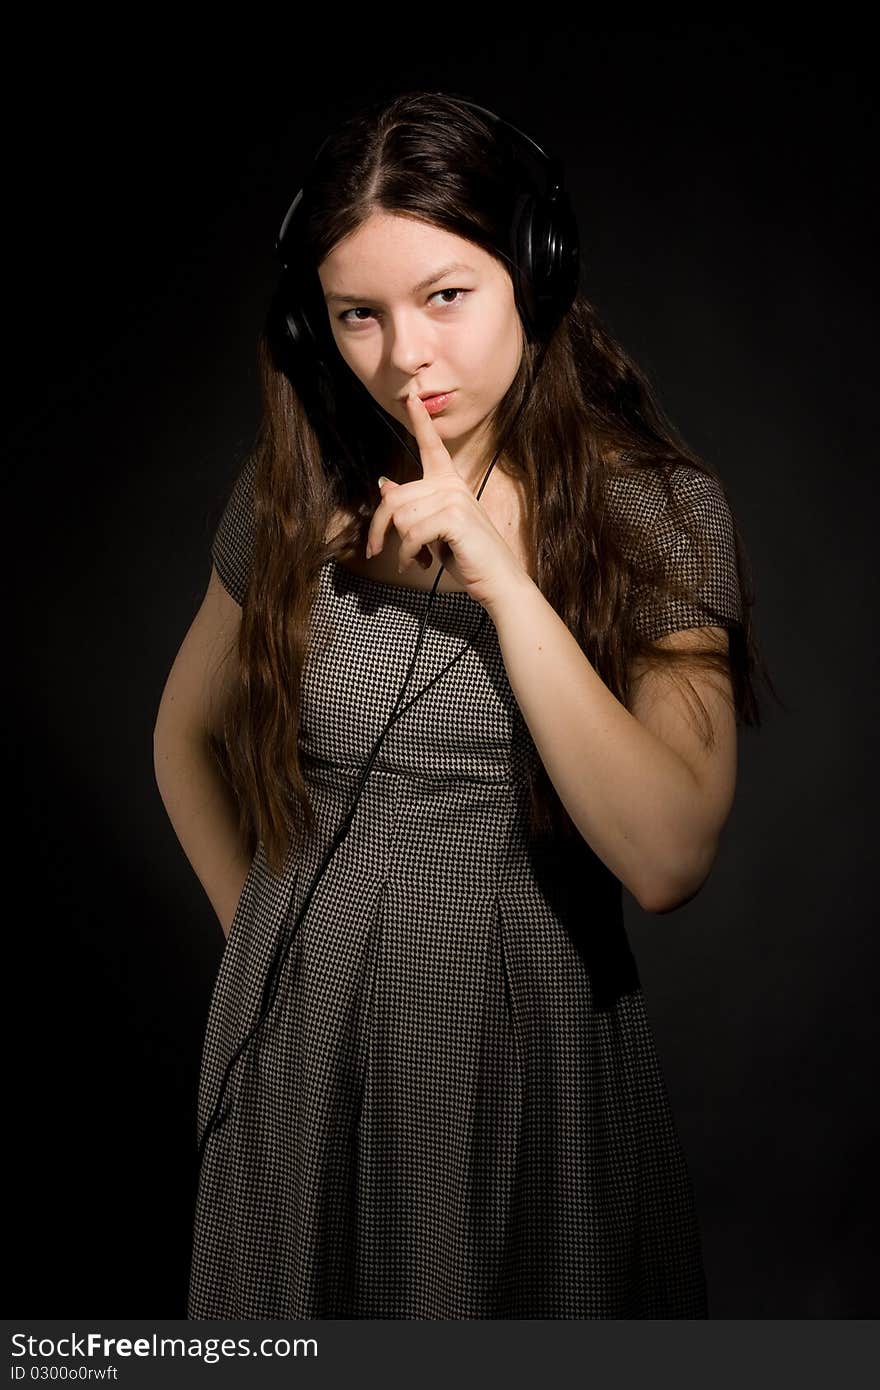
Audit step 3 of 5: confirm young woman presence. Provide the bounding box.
[154,90,773,1319]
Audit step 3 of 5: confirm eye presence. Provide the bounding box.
[430,288,469,309]
[337,288,470,326]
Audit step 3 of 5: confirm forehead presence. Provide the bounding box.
[317,210,498,292]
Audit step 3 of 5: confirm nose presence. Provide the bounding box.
[386,310,434,381]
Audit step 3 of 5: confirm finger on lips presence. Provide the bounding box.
[367,396,434,568]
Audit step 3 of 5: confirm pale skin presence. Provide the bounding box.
[319,211,738,914]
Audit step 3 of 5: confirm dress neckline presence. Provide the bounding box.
[325,555,477,602]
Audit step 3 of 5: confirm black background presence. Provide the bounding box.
[6,20,876,1317]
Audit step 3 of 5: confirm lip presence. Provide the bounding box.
[398,389,455,401]
[412,389,456,416]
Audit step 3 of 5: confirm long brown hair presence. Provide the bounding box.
[210,89,783,877]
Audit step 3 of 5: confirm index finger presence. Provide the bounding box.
[405,390,460,478]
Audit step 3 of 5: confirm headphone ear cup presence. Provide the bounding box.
[511,186,580,343]
[508,189,540,343]
[265,270,336,439]
[543,190,581,319]
[269,263,368,446]
[273,266,320,357]
[268,265,333,386]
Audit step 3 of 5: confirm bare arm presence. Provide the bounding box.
[153,565,253,939]
[485,573,737,914]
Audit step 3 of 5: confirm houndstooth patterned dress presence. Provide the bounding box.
[186,452,743,1320]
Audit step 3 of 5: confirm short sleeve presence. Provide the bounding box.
[605,462,744,643]
[210,453,256,606]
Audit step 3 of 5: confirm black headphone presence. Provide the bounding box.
[196,96,581,1170]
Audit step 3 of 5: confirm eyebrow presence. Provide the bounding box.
[324,262,476,304]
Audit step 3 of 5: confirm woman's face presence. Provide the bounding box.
[317,210,525,485]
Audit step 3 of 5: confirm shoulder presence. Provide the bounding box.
[602,458,735,554]
[603,454,729,510]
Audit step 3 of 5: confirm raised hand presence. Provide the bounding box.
[365,389,528,611]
